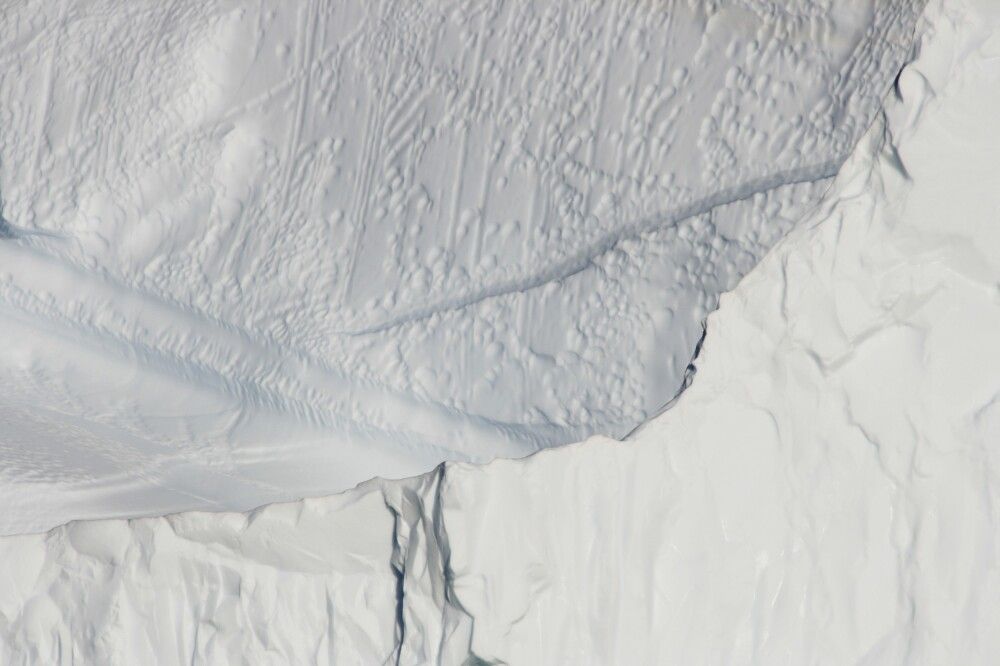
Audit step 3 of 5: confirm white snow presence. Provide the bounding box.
[0,0,921,534]
[3,0,999,662]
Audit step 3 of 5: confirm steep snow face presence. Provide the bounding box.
[3,1,1000,663]
[0,0,922,533]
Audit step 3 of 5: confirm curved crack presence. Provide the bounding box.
[337,158,844,337]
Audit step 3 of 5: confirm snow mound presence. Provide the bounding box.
[0,0,921,533]
[3,0,999,662]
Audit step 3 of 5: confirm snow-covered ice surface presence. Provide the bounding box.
[0,0,923,534]
[3,0,1000,662]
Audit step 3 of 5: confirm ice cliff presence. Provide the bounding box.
[3,0,999,663]
[0,0,922,534]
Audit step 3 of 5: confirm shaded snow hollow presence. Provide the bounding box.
[3,0,1000,663]
[0,0,922,534]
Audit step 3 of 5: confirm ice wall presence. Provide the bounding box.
[0,0,922,533]
[3,0,999,662]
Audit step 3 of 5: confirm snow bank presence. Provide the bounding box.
[3,0,999,662]
[0,0,921,534]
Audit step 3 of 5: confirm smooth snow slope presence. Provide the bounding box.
[0,0,922,534]
[3,0,999,662]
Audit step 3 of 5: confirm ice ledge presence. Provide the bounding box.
[4,0,1000,663]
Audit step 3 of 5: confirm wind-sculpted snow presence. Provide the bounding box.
[4,1,999,662]
[0,0,922,533]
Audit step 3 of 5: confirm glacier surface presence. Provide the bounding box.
[0,0,921,534]
[3,0,1000,662]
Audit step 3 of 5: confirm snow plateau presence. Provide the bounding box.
[0,0,921,533]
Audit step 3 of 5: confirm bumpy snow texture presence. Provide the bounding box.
[0,0,922,534]
[4,0,1000,663]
